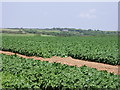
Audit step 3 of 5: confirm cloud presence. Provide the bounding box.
[79,13,96,19]
[89,9,96,13]
[78,9,97,19]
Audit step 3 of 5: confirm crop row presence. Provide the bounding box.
[1,35,119,65]
[2,54,119,89]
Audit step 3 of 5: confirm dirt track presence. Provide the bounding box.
[0,50,119,75]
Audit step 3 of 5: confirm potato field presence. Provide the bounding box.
[1,35,119,65]
[2,54,119,89]
[1,34,119,89]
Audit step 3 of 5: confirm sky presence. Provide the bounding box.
[1,2,118,31]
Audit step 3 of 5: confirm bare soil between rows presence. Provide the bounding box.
[0,50,119,75]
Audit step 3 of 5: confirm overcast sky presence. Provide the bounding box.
[1,2,118,31]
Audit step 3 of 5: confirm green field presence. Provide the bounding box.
[2,54,119,89]
[0,28,20,31]
[1,34,119,65]
[1,33,36,36]
[0,28,117,36]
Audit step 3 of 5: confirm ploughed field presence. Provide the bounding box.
[2,54,119,89]
[1,34,119,65]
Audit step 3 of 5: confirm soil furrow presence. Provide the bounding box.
[0,50,119,75]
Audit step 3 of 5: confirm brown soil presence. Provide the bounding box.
[0,50,119,75]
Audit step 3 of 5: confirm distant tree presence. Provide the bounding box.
[88,29,92,31]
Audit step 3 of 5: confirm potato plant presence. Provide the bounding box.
[2,54,119,89]
[1,35,119,65]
